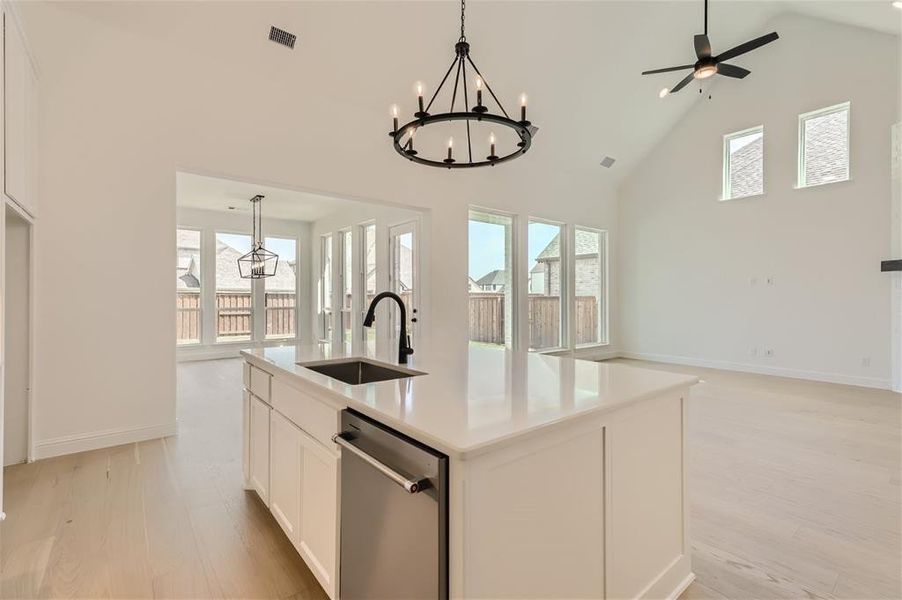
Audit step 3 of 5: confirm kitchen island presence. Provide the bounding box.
[241,344,697,600]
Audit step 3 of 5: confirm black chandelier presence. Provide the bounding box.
[238,195,279,279]
[389,0,537,169]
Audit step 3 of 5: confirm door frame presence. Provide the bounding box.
[3,196,35,466]
[388,220,419,354]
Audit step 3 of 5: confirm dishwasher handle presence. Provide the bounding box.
[332,432,428,494]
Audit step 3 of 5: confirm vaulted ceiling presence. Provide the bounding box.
[19,1,901,186]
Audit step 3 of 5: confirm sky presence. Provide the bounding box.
[217,233,297,261]
[468,220,559,280]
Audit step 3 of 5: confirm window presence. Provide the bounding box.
[215,232,252,342]
[360,223,377,354]
[574,228,606,346]
[390,222,417,346]
[468,210,514,347]
[340,229,353,352]
[176,229,202,345]
[320,234,333,342]
[799,102,850,187]
[528,220,564,350]
[723,126,764,200]
[264,236,297,340]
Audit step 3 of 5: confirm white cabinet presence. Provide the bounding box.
[3,11,37,217]
[298,431,338,598]
[269,410,303,542]
[243,361,339,600]
[248,394,271,504]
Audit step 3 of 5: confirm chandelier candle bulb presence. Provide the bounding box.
[476,78,483,106]
[416,82,425,115]
[391,105,399,133]
[448,138,453,160]
[520,94,527,122]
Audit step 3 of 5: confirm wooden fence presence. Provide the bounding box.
[176,291,296,343]
[469,293,599,348]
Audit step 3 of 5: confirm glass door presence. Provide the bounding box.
[389,221,418,351]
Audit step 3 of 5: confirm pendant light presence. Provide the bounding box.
[238,195,278,279]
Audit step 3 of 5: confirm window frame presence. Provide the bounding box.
[263,235,299,341]
[213,229,255,345]
[319,233,334,343]
[573,226,609,349]
[468,207,517,349]
[797,101,851,189]
[722,125,765,201]
[176,227,203,346]
[339,227,354,353]
[527,217,568,353]
[359,221,377,355]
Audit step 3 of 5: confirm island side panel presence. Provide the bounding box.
[605,388,693,600]
[457,418,607,599]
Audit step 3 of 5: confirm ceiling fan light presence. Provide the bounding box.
[694,64,717,79]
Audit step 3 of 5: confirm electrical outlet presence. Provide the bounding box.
[764,348,774,357]
[749,346,758,357]
[861,357,871,367]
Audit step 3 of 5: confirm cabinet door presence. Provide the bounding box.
[269,411,303,544]
[242,391,251,487]
[298,432,339,599]
[3,12,29,213]
[248,395,271,504]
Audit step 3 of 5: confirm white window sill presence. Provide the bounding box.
[719,192,766,202]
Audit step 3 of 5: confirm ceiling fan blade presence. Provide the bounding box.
[717,63,750,79]
[694,34,712,59]
[670,72,696,94]
[715,31,779,63]
[642,65,694,75]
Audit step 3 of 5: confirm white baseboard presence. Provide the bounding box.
[33,422,178,460]
[619,351,893,390]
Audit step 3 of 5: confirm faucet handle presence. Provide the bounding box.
[405,335,414,355]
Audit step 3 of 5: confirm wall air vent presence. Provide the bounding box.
[600,156,616,168]
[269,26,297,49]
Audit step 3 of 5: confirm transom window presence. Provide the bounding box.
[722,126,764,200]
[798,102,850,188]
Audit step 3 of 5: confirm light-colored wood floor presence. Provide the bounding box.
[1,358,900,599]
[0,358,327,600]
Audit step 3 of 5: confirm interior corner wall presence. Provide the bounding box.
[618,14,901,389]
[24,2,620,458]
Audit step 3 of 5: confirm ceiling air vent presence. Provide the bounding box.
[269,26,297,49]
[600,156,616,169]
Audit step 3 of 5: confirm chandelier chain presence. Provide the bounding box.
[460,0,466,41]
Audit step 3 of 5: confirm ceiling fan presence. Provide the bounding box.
[642,0,779,94]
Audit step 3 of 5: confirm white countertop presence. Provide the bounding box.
[241,344,698,459]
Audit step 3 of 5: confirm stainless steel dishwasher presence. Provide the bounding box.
[333,409,448,600]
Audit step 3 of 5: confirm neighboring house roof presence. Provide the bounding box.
[475,269,506,287]
[530,262,546,275]
[468,277,480,291]
[536,229,600,261]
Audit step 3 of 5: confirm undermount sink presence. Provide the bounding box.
[299,359,425,385]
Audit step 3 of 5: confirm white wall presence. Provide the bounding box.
[22,2,620,456]
[176,206,313,360]
[4,206,30,465]
[619,14,900,388]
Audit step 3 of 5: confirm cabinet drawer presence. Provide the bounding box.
[271,378,340,451]
[249,365,272,403]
